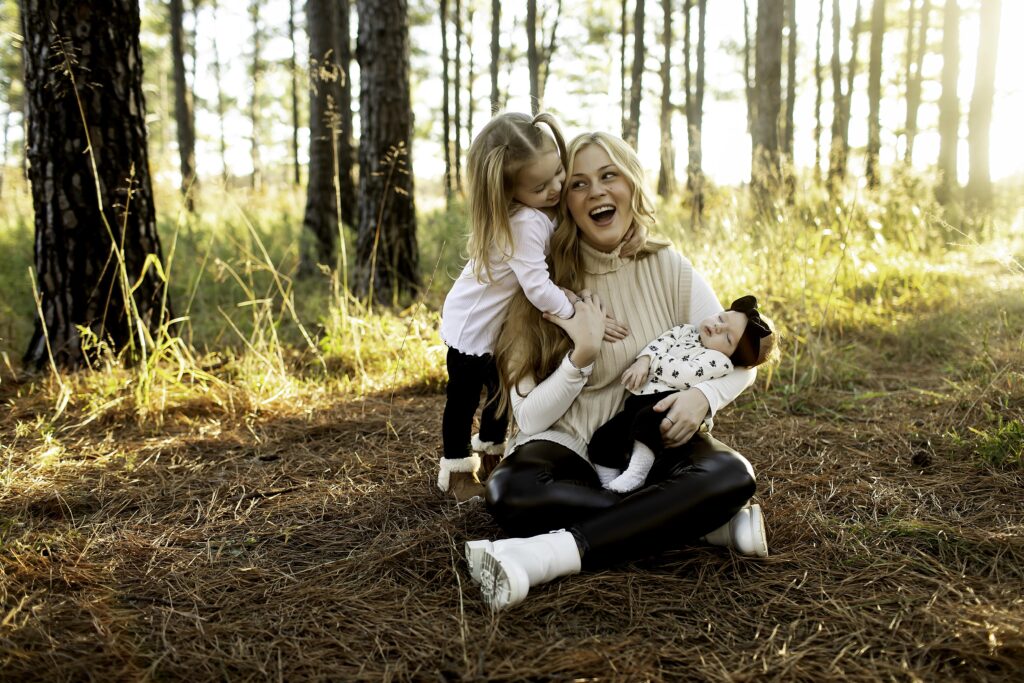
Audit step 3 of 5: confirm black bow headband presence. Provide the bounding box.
[727,295,771,367]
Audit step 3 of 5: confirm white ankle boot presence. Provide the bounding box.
[703,503,768,557]
[464,530,582,610]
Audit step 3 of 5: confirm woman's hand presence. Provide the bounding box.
[603,315,629,342]
[652,389,711,447]
[620,356,651,392]
[543,289,606,367]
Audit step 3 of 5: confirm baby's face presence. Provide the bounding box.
[698,310,748,356]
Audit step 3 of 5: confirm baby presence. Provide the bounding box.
[589,295,777,493]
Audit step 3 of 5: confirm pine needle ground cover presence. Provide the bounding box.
[1,189,1023,681]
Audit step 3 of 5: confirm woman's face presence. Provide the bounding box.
[566,144,634,253]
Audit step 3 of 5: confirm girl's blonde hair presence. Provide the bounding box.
[466,111,568,282]
[494,131,666,406]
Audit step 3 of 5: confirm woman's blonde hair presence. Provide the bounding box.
[494,131,665,408]
[466,111,568,282]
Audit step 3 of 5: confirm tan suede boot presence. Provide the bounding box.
[448,471,485,503]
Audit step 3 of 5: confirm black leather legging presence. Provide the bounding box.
[484,433,756,569]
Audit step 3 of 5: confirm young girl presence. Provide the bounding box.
[439,112,627,503]
[589,295,777,495]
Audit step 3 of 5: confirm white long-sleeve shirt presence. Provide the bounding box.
[509,242,755,459]
[440,206,575,356]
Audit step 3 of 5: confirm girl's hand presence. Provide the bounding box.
[620,357,651,392]
[559,286,580,311]
[543,290,606,367]
[603,315,629,342]
[652,389,711,447]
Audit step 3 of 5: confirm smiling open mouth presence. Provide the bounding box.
[588,205,616,225]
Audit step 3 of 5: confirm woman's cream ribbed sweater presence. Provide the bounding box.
[508,241,755,459]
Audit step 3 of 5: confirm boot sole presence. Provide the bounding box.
[464,540,492,584]
[747,504,769,558]
[477,549,529,610]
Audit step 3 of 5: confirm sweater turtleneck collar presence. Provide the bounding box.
[579,239,629,275]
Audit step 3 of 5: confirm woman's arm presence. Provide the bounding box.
[510,355,592,434]
[508,211,575,319]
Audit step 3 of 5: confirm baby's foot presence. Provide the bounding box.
[593,464,621,488]
[607,469,646,493]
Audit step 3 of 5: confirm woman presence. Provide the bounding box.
[463,132,768,610]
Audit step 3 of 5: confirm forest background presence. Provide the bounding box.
[0,0,1022,680]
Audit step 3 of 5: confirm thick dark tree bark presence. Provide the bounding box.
[300,0,344,275]
[966,0,1001,210]
[441,0,452,200]
[936,0,959,206]
[21,0,171,369]
[249,0,263,190]
[865,0,885,188]
[170,0,197,210]
[624,0,645,148]
[657,0,675,198]
[335,0,356,228]
[289,0,301,186]
[813,0,825,180]
[783,0,796,157]
[490,0,500,115]
[904,0,930,164]
[211,0,229,183]
[527,0,540,115]
[355,0,419,303]
[752,0,783,202]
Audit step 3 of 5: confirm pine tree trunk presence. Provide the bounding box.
[170,0,197,210]
[752,0,784,202]
[621,0,629,137]
[527,0,540,115]
[966,0,1000,210]
[689,0,706,222]
[904,0,930,164]
[538,1,563,105]
[21,0,171,369]
[355,0,419,303]
[300,0,344,275]
[440,0,453,202]
[211,0,228,184]
[490,0,500,115]
[335,0,356,227]
[813,0,825,181]
[454,0,463,194]
[865,0,885,188]
[828,0,844,188]
[783,0,797,157]
[657,0,675,199]
[289,0,301,186]
[743,0,755,134]
[841,0,863,178]
[624,0,646,148]
[936,0,959,206]
[250,0,263,190]
[467,5,476,139]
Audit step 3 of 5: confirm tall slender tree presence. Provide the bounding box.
[783,0,797,158]
[621,0,629,137]
[904,0,930,164]
[527,0,540,114]
[537,0,563,106]
[657,0,675,198]
[334,0,356,227]
[454,0,463,193]
[686,0,707,220]
[865,0,885,188]
[355,0,419,303]
[742,0,755,133]
[21,0,171,368]
[467,3,476,138]
[490,0,500,114]
[813,0,826,180]
[170,0,197,210]
[249,0,263,190]
[966,0,1001,210]
[753,0,784,202]
[624,0,646,148]
[936,0,959,206]
[441,0,453,201]
[288,0,301,186]
[210,0,229,183]
[829,0,862,188]
[300,0,345,274]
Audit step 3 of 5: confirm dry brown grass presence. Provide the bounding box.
[2,283,1023,681]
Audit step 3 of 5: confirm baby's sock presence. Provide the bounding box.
[593,464,621,487]
[607,442,656,493]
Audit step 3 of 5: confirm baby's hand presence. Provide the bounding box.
[621,356,652,392]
